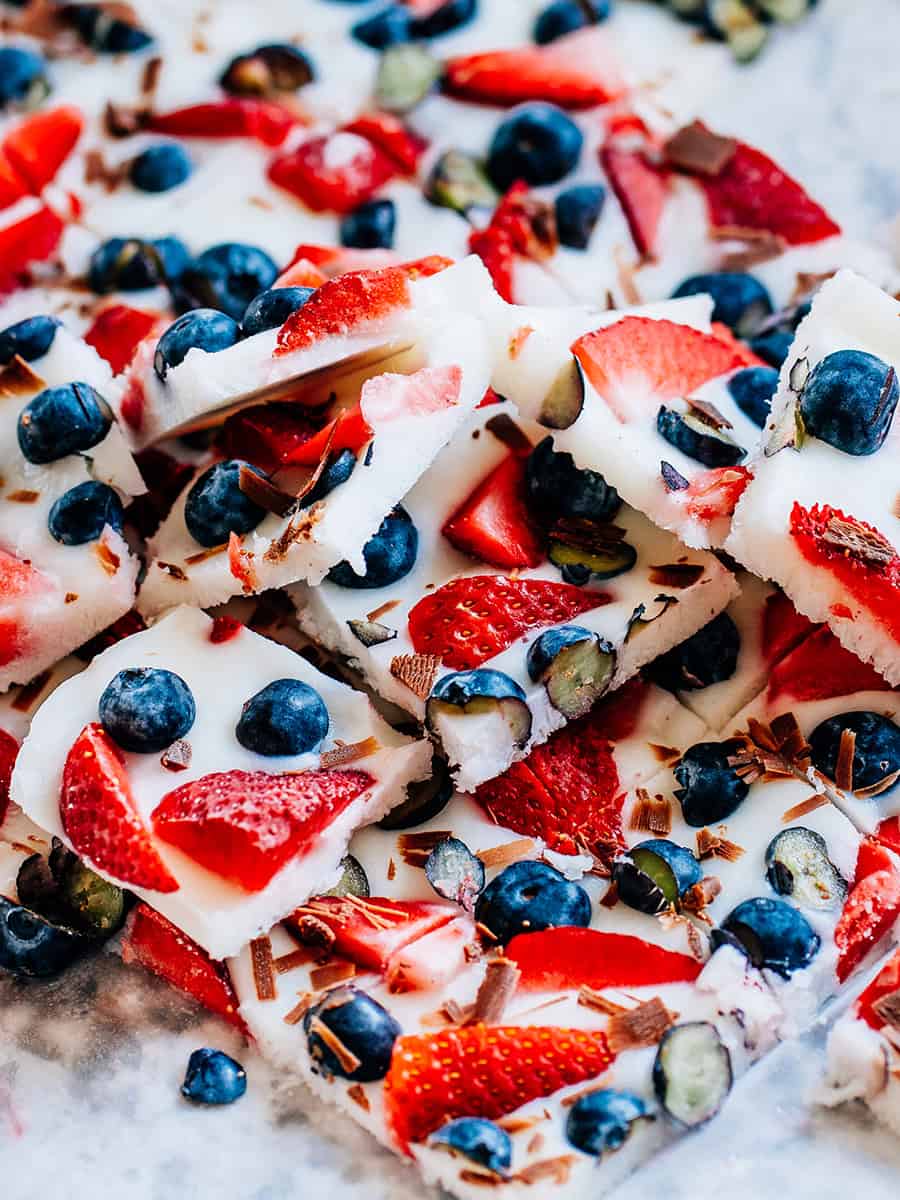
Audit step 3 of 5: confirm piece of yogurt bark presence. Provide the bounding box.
[0,321,145,690]
[290,396,737,792]
[10,606,432,959]
[725,270,900,686]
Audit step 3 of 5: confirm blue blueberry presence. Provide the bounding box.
[18,382,111,464]
[727,365,779,428]
[474,859,591,944]
[88,237,183,293]
[48,482,124,546]
[181,1049,247,1105]
[340,199,396,250]
[241,286,315,337]
[526,626,615,719]
[0,896,92,979]
[673,741,749,827]
[184,459,269,547]
[99,667,196,753]
[749,329,792,368]
[534,0,612,44]
[304,985,401,1081]
[377,754,454,830]
[0,314,61,366]
[653,1022,732,1129]
[525,436,620,523]
[647,612,741,693]
[413,0,478,37]
[711,896,820,977]
[327,506,418,588]
[809,711,900,795]
[129,143,193,193]
[431,1118,511,1176]
[613,839,703,915]
[302,448,356,506]
[154,308,241,380]
[426,669,533,751]
[67,4,153,52]
[555,184,606,249]
[765,828,847,912]
[219,43,314,94]
[487,104,583,192]
[565,1088,646,1157]
[671,272,772,337]
[178,243,279,321]
[236,678,329,757]
[152,236,191,284]
[799,349,899,456]
[657,406,746,467]
[352,6,412,49]
[0,46,48,109]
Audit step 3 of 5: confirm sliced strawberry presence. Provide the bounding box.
[442,452,545,570]
[274,257,328,289]
[443,28,624,109]
[268,132,397,214]
[408,575,604,670]
[478,386,503,409]
[855,948,900,1030]
[283,243,399,280]
[876,817,900,859]
[600,144,668,258]
[84,304,159,375]
[3,106,83,194]
[683,465,751,523]
[149,99,295,146]
[122,903,246,1030]
[385,915,474,992]
[699,137,840,246]
[0,205,65,293]
[286,895,455,972]
[60,724,179,893]
[468,223,515,302]
[710,322,767,368]
[0,151,28,211]
[766,625,893,705]
[507,927,702,990]
[275,266,411,356]
[573,317,747,423]
[853,837,897,889]
[343,112,427,174]
[360,363,462,424]
[279,403,373,468]
[152,767,375,892]
[0,547,54,667]
[221,404,319,473]
[468,183,556,302]
[384,1024,614,1150]
[760,589,817,667]
[835,868,900,983]
[0,728,19,828]
[209,615,243,645]
[227,533,257,594]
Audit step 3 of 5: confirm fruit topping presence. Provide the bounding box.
[181,1048,247,1105]
[425,149,496,215]
[0,728,17,827]
[47,481,123,548]
[798,349,899,456]
[327,507,419,588]
[18,381,111,464]
[66,4,153,52]
[241,286,315,336]
[566,1088,647,1157]
[184,459,269,548]
[673,741,749,826]
[526,625,616,718]
[652,1022,732,1128]
[84,303,159,374]
[0,206,65,293]
[547,518,637,583]
[98,667,195,755]
[375,44,441,114]
[304,984,401,1081]
[352,7,413,50]
[711,896,820,976]
[599,143,668,258]
[430,1117,512,1178]
[340,198,397,249]
[613,839,703,915]
[154,308,241,379]
[671,271,772,336]
[275,265,412,355]
[764,828,847,911]
[473,859,591,943]
[289,896,454,972]
[647,612,740,693]
[149,99,296,147]
[88,235,187,294]
[727,364,779,428]
[835,868,900,983]
[525,437,621,523]
[656,405,746,468]
[0,895,93,980]
[268,132,397,214]
[323,854,370,898]
[486,103,583,192]
[219,43,314,96]
[534,357,587,428]
[442,452,544,570]
[426,668,533,753]
[129,142,192,192]
[809,711,900,796]
[176,242,279,321]
[235,678,329,757]
[16,838,125,938]
[0,47,48,111]
[506,927,703,991]
[555,182,606,249]
[378,755,453,830]
[0,314,60,365]
[424,836,484,908]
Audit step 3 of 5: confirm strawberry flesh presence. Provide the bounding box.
[84,304,159,375]
[286,895,455,972]
[0,206,65,294]
[766,625,893,704]
[0,728,19,828]
[835,868,900,983]
[4,106,83,194]
[275,266,411,356]
[149,99,296,146]
[600,144,668,257]
[268,133,397,213]
[442,452,545,570]
[507,926,702,990]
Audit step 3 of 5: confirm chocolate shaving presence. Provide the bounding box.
[857,770,900,799]
[526,1132,545,1156]
[578,986,628,1016]
[274,947,318,974]
[695,827,745,862]
[681,875,722,916]
[238,465,298,518]
[458,1171,501,1188]
[782,794,828,822]
[835,728,857,792]
[513,1156,575,1186]
[83,149,130,191]
[308,1017,361,1075]
[648,562,705,589]
[687,396,733,430]
[319,736,380,769]
[549,515,628,557]
[309,961,356,991]
[160,739,192,772]
[820,514,896,568]
[484,412,533,456]
[650,743,679,763]
[283,993,315,1025]
[263,504,323,564]
[663,121,737,177]
[872,989,900,1031]
[497,1113,548,1134]
[685,920,705,961]
[346,1083,370,1111]
[606,996,674,1051]
[64,593,78,604]
[389,653,441,699]
[629,789,672,835]
[0,355,45,398]
[387,857,396,881]
[398,829,453,867]
[716,228,787,271]
[465,957,521,1025]
[477,838,536,870]
[157,561,188,581]
[367,598,400,622]
[94,541,120,576]
[661,460,690,491]
[250,936,277,1001]
[183,544,226,566]
[290,914,337,956]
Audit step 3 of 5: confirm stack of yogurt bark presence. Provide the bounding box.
[1,1,899,1196]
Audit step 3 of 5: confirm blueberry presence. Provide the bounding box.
[653,1022,732,1128]
[656,406,746,467]
[340,199,396,250]
[426,669,533,752]
[799,349,899,456]
[219,43,314,95]
[487,104,583,192]
[525,436,620,523]
[565,1088,646,1157]
[18,382,111,464]
[412,0,478,38]
[181,1049,247,1105]
[425,836,485,907]
[18,842,125,938]
[327,507,418,588]
[555,184,606,249]
[727,365,779,428]
[324,854,370,899]
[302,448,356,506]
[154,309,241,380]
[352,7,412,49]
[99,667,196,753]
[670,272,772,337]
[236,678,329,757]
[377,754,454,830]
[749,329,792,368]
[67,4,153,51]
[613,839,703,915]
[241,287,315,337]
[0,896,92,979]
[431,1118,511,1176]
[48,481,125,546]
[184,459,269,547]
[304,985,401,1081]
[526,625,616,719]
[474,859,591,944]
[177,243,279,321]
[809,711,900,794]
[534,0,612,44]
[88,237,173,293]
[647,612,741,693]
[765,828,847,912]
[711,896,820,977]
[0,314,61,366]
[0,46,48,109]
[673,741,749,827]
[152,236,191,284]
[129,143,193,193]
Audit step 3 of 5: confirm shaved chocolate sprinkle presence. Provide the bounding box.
[513,1156,576,1186]
[398,829,452,867]
[238,466,297,518]
[5,489,39,504]
[477,839,536,870]
[607,996,674,1051]
[184,544,227,565]
[250,936,277,1001]
[687,396,733,430]
[319,737,380,769]
[95,541,121,576]
[366,598,400,622]
[629,789,672,835]
[578,986,628,1017]
[696,827,745,862]
[347,1083,370,1111]
[157,561,188,581]
[857,769,900,799]
[484,412,533,456]
[663,121,737,177]
[309,960,356,991]
[782,794,828,822]
[274,947,317,974]
[0,356,46,397]
[308,1016,361,1075]
[648,562,705,589]
[835,728,857,792]
[466,957,521,1025]
[872,989,900,1031]
[661,461,690,491]
[821,514,896,568]
[389,653,441,699]
[681,875,722,916]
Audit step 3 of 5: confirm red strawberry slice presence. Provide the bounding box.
[0,547,54,668]
[122,903,246,1031]
[275,266,412,356]
[852,837,897,889]
[221,404,319,473]
[149,99,296,146]
[3,106,83,194]
[0,205,65,293]
[286,895,455,972]
[507,927,702,990]
[384,1024,614,1151]
[475,682,639,857]
[282,243,399,282]
[361,363,462,424]
[275,257,328,289]
[468,223,515,302]
[442,452,545,570]
[854,948,900,1031]
[408,575,605,671]
[699,137,840,246]
[683,465,751,523]
[343,112,427,174]
[876,817,900,859]
[60,724,179,893]
[444,28,624,109]
[84,304,159,375]
[0,151,28,211]
[766,625,893,705]
[600,144,669,257]
[268,132,397,214]
[0,728,19,827]
[152,767,375,892]
[279,403,373,468]
[835,867,900,983]
[760,589,817,667]
[385,915,474,992]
